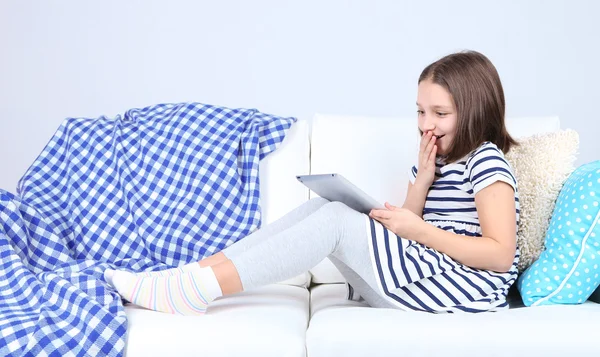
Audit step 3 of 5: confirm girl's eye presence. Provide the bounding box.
[436,112,447,117]
[417,110,424,115]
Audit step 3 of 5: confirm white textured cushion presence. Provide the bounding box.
[308,114,562,284]
[125,285,309,357]
[259,119,310,286]
[505,129,579,271]
[307,284,600,357]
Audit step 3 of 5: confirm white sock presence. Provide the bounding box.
[106,267,223,315]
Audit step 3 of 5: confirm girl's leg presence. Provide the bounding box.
[108,201,391,314]
[227,202,382,293]
[220,197,330,259]
[139,197,330,276]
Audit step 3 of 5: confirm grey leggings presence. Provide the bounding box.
[221,197,395,309]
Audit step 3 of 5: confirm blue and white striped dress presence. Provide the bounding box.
[366,141,520,313]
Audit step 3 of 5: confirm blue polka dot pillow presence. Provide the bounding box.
[517,160,600,306]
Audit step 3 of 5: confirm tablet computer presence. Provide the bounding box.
[296,173,385,214]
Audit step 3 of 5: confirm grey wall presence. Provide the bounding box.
[1,0,598,193]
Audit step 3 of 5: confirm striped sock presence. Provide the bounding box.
[138,262,202,277]
[107,268,223,315]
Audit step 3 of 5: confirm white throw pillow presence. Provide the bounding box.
[505,129,579,272]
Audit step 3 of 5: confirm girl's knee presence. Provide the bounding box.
[322,201,359,218]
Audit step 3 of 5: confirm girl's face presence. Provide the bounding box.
[416,79,458,156]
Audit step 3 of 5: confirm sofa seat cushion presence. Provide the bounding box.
[125,285,309,357]
[307,284,600,357]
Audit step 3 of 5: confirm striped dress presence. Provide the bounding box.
[366,141,520,313]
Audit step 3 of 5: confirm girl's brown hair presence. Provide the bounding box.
[419,50,517,163]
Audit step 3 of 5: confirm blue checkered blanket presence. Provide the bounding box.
[0,103,296,356]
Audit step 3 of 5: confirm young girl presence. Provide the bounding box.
[105,50,520,314]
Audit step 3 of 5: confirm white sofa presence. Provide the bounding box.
[124,114,600,357]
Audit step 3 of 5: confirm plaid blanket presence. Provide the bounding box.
[0,103,296,356]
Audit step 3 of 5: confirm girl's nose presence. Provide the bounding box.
[423,118,436,132]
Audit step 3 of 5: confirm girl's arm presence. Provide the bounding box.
[408,181,517,273]
[402,181,428,218]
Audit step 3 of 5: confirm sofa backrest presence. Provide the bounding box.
[259,119,310,225]
[309,114,561,284]
[310,114,561,206]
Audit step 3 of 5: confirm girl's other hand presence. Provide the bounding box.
[415,131,437,189]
